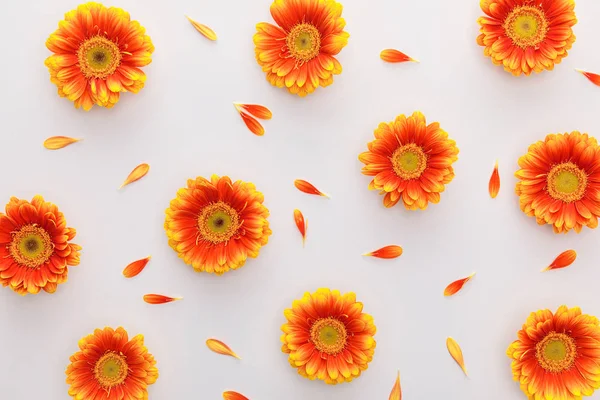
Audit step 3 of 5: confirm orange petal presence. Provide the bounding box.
[143,294,182,304]
[576,69,600,86]
[293,209,307,247]
[446,337,468,376]
[206,339,241,359]
[238,112,264,136]
[489,161,500,199]
[43,136,82,150]
[444,273,476,296]
[294,179,330,198]
[543,250,577,272]
[223,391,249,400]
[380,49,419,63]
[120,163,150,189]
[389,371,402,400]
[186,16,217,41]
[123,256,151,278]
[234,103,272,120]
[363,245,403,259]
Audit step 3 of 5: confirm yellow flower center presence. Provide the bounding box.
[77,35,122,79]
[503,5,549,48]
[94,351,128,388]
[547,162,587,203]
[9,224,54,268]
[535,332,577,373]
[310,317,347,355]
[198,201,241,244]
[391,143,427,180]
[286,23,321,63]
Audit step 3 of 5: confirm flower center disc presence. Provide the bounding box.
[535,332,577,372]
[391,143,427,180]
[547,162,587,202]
[504,5,549,48]
[198,201,241,244]
[9,224,54,268]
[310,317,348,355]
[94,352,128,388]
[286,23,321,63]
[77,35,122,79]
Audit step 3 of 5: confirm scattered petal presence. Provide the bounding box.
[543,250,577,272]
[389,371,402,400]
[206,339,241,360]
[238,112,265,136]
[576,69,600,86]
[363,245,403,259]
[489,161,500,198]
[293,209,307,247]
[186,16,217,41]
[120,163,150,189]
[223,391,249,400]
[444,273,476,296]
[122,256,151,278]
[380,49,419,63]
[234,103,272,120]
[143,294,182,304]
[294,179,330,198]
[43,136,82,150]
[446,337,468,376]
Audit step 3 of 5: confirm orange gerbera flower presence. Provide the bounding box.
[253,0,349,97]
[281,288,376,384]
[66,327,158,400]
[45,2,154,110]
[165,175,271,275]
[507,306,600,399]
[477,0,577,76]
[515,132,600,233]
[359,112,459,210]
[0,196,81,295]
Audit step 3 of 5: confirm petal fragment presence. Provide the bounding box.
[120,163,150,189]
[446,337,468,376]
[444,273,476,296]
[234,103,272,120]
[389,371,402,400]
[186,16,217,41]
[363,245,403,259]
[143,294,182,304]
[223,391,249,400]
[206,339,241,359]
[489,161,500,198]
[543,250,577,272]
[293,209,307,247]
[238,112,265,136]
[294,179,330,198]
[123,256,151,278]
[43,136,82,150]
[380,49,418,63]
[576,69,600,86]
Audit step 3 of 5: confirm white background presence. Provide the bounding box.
[1,0,600,399]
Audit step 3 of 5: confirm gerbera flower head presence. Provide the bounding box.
[507,306,600,399]
[66,327,158,400]
[45,2,154,110]
[359,111,459,210]
[165,175,271,275]
[515,132,600,233]
[281,288,376,384]
[477,0,577,76]
[0,196,81,295]
[253,0,349,97]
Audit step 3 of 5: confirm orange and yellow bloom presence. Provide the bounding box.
[359,112,459,210]
[165,175,271,275]
[66,327,158,400]
[507,306,600,399]
[0,196,81,295]
[45,2,154,110]
[254,0,349,96]
[515,132,600,233]
[477,0,577,76]
[281,288,376,384]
